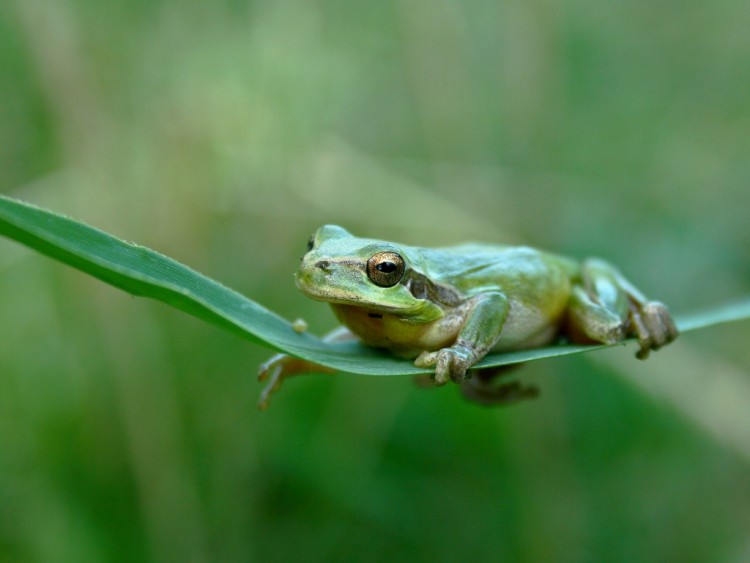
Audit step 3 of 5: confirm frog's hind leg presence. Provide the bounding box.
[257,326,353,410]
[459,366,539,406]
[566,259,678,359]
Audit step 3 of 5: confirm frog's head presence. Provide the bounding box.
[295,225,443,323]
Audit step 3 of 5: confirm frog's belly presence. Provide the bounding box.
[332,299,565,358]
[331,303,470,358]
[492,302,565,352]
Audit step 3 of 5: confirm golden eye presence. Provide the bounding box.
[367,252,405,288]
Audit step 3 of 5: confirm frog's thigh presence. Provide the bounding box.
[569,259,678,357]
[567,259,631,345]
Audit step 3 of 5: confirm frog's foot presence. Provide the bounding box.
[257,354,335,410]
[414,343,475,386]
[257,354,290,411]
[629,300,679,360]
[569,259,679,359]
[460,374,539,406]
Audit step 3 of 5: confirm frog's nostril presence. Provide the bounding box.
[315,260,331,271]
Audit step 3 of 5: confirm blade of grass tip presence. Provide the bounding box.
[0,194,323,352]
[673,298,750,333]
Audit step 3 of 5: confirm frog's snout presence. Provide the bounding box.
[295,259,329,295]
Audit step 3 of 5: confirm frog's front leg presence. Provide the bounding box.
[414,292,509,386]
[567,259,678,358]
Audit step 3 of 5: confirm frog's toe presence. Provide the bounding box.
[631,301,679,359]
[643,302,679,347]
[257,364,284,411]
[257,354,282,382]
[414,350,438,369]
[414,351,443,384]
[438,346,473,385]
[257,354,290,409]
[415,347,472,385]
[433,351,453,386]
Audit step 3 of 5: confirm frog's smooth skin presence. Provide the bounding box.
[258,225,678,409]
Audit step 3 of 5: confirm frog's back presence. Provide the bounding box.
[413,243,579,350]
[415,243,578,291]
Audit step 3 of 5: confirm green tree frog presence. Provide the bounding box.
[258,225,678,409]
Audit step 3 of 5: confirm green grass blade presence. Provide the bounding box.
[670,299,750,333]
[0,194,350,363]
[1,194,749,377]
[475,297,750,369]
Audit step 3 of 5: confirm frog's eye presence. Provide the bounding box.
[367,252,405,288]
[306,235,315,252]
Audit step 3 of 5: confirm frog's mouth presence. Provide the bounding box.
[297,281,365,305]
[295,270,420,315]
[296,278,405,311]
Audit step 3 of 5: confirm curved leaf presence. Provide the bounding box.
[1,193,749,376]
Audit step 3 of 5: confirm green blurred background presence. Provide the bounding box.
[1,0,750,561]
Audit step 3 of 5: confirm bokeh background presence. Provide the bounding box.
[2,0,750,561]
